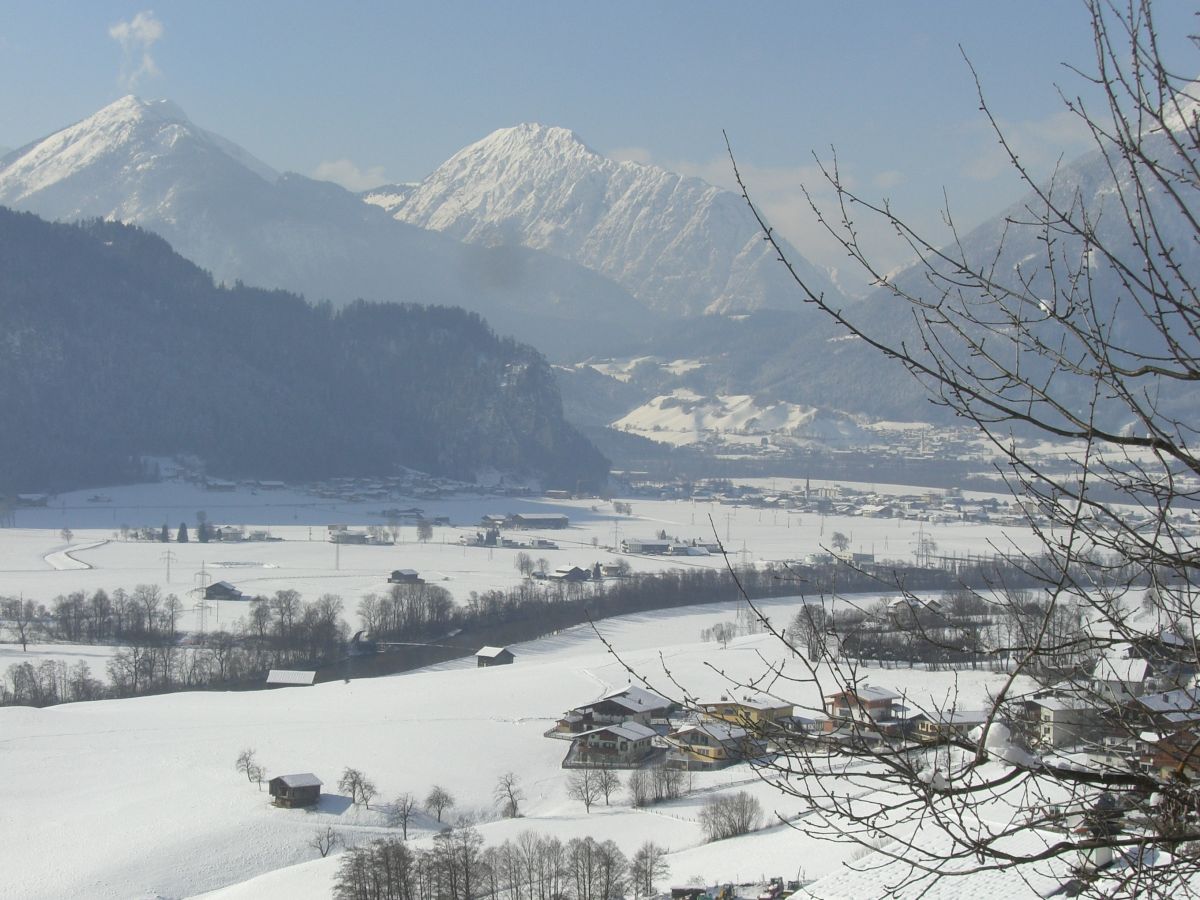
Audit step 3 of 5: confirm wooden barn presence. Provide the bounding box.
[268,773,322,808]
[205,581,244,601]
[477,646,515,667]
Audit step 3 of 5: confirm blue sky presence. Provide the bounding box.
[0,2,1194,272]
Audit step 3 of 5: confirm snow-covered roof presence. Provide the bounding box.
[595,685,670,711]
[828,685,900,703]
[476,646,511,658]
[273,773,322,788]
[705,694,791,711]
[1093,655,1150,684]
[266,669,316,686]
[1136,687,1200,720]
[672,721,750,744]
[582,721,658,742]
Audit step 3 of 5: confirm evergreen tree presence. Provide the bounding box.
[177,522,189,543]
[160,523,169,543]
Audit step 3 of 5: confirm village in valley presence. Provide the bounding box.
[0,460,1195,899]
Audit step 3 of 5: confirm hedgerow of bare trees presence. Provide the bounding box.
[698,792,762,842]
[334,827,640,900]
[696,1,1200,897]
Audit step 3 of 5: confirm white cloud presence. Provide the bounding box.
[313,158,390,192]
[608,146,654,165]
[961,109,1092,182]
[109,11,164,90]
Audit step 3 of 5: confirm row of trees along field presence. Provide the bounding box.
[2,542,1072,707]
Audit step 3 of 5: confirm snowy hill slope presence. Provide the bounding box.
[0,594,1018,899]
[612,388,867,448]
[367,123,844,317]
[0,98,651,358]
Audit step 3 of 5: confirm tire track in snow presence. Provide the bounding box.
[43,539,107,570]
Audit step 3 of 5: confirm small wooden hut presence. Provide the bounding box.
[268,773,322,808]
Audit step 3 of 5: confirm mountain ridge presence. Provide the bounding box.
[367,122,845,317]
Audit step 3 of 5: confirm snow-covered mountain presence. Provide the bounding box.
[0,97,651,358]
[365,123,843,317]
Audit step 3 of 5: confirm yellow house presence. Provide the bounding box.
[665,722,765,770]
[701,694,794,728]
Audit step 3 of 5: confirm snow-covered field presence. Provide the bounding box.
[0,479,1052,897]
[1,480,1040,641]
[1,593,1023,900]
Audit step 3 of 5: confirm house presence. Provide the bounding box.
[701,695,794,728]
[554,686,672,733]
[914,708,990,743]
[823,685,905,738]
[205,581,244,601]
[268,773,322,808]
[388,569,424,584]
[266,669,316,687]
[1027,695,1095,748]
[477,646,515,667]
[509,513,569,529]
[1091,651,1151,703]
[666,721,764,769]
[213,525,245,542]
[567,721,659,768]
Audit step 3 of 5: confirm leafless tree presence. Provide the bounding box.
[673,1,1200,896]
[629,840,670,898]
[309,825,341,858]
[339,767,377,808]
[596,768,621,806]
[235,747,258,782]
[425,784,454,822]
[566,769,601,813]
[3,597,37,651]
[388,791,418,839]
[493,771,525,818]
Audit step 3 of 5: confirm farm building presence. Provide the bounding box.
[268,773,322,808]
[477,646,515,667]
[205,581,244,601]
[388,569,424,584]
[508,513,569,529]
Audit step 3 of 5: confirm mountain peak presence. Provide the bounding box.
[0,95,278,204]
[466,122,600,164]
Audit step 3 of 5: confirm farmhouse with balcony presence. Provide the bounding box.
[565,721,659,768]
[553,685,671,734]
